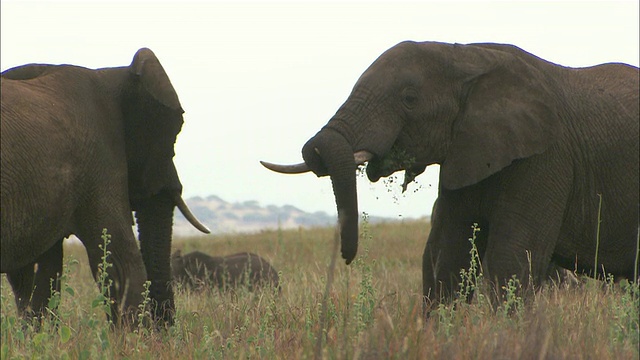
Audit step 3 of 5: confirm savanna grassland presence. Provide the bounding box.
[1,219,638,359]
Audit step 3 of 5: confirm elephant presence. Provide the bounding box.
[1,48,210,327]
[171,250,280,291]
[261,41,639,314]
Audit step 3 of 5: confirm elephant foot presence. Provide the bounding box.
[149,298,175,329]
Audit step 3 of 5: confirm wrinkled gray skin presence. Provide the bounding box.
[430,199,579,287]
[264,41,639,315]
[171,250,280,291]
[0,48,209,327]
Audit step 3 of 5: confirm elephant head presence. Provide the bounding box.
[262,41,559,265]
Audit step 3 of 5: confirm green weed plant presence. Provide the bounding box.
[1,220,638,359]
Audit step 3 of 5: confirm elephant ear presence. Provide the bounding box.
[125,48,185,206]
[440,48,561,190]
[129,48,183,112]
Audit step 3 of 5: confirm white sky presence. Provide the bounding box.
[2,1,638,219]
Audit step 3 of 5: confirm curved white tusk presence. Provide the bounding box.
[261,151,374,174]
[260,161,312,174]
[173,193,211,234]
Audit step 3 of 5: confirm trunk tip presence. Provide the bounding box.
[341,248,357,265]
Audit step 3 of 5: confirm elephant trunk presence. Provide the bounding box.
[135,192,176,327]
[302,129,359,264]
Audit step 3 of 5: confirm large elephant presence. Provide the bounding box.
[262,41,639,313]
[1,48,210,327]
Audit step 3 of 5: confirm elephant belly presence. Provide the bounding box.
[0,234,67,273]
[1,133,80,271]
[555,206,638,278]
[0,183,75,272]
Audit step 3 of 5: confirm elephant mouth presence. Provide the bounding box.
[365,145,427,192]
[364,156,399,182]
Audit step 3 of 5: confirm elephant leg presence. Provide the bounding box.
[77,214,147,327]
[6,264,36,318]
[422,187,490,317]
[482,220,561,292]
[482,194,568,305]
[7,239,63,323]
[422,219,480,316]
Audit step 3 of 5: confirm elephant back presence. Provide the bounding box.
[217,252,280,290]
[171,250,280,291]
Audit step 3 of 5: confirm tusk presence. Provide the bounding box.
[261,150,374,174]
[260,161,311,174]
[173,193,211,234]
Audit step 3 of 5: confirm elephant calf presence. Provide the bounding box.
[171,250,280,291]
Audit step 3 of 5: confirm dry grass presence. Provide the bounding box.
[1,219,638,359]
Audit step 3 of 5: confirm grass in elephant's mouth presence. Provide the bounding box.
[1,220,638,359]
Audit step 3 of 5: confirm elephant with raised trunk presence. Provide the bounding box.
[262,41,639,314]
[1,48,210,327]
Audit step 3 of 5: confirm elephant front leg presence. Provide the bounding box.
[6,239,63,325]
[481,221,560,308]
[80,224,147,327]
[422,222,479,317]
[480,202,567,310]
[478,160,571,308]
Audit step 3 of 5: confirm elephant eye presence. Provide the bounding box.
[401,88,419,109]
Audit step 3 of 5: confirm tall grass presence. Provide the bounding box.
[1,219,638,359]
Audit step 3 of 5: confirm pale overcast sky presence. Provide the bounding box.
[2,1,638,219]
